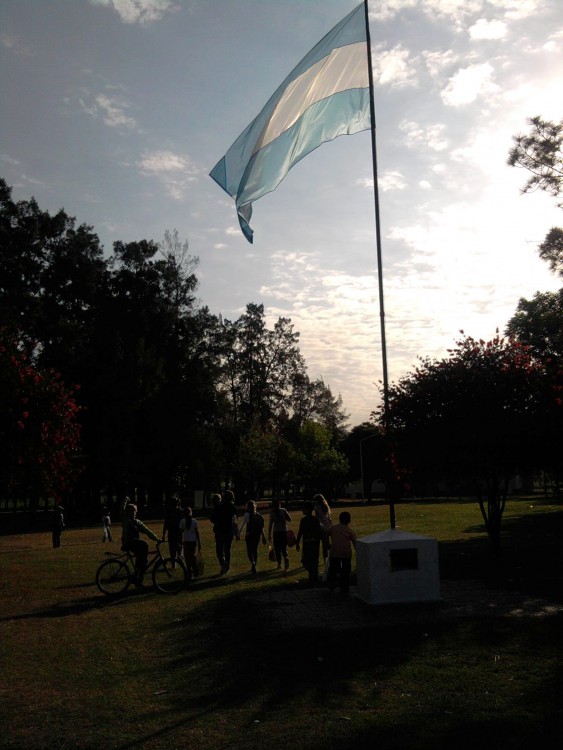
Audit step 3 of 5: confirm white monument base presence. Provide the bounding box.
[356,528,441,605]
[193,490,205,509]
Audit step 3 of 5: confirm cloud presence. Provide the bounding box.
[0,154,20,165]
[399,120,449,151]
[89,0,178,25]
[137,149,201,199]
[372,43,418,88]
[70,86,138,130]
[441,62,499,106]
[422,49,458,77]
[0,32,34,56]
[469,18,508,40]
[357,177,374,189]
[379,171,407,191]
[488,0,542,21]
[95,94,137,128]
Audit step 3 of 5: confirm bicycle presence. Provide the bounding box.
[95,541,188,595]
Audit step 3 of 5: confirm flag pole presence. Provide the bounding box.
[364,0,395,529]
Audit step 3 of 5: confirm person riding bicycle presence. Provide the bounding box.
[121,498,160,587]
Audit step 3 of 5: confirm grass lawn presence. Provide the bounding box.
[1,498,562,750]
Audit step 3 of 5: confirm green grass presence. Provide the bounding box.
[1,498,561,749]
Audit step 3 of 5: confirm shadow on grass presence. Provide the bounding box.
[111,581,563,750]
[108,507,563,750]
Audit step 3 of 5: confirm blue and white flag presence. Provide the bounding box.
[209,3,371,243]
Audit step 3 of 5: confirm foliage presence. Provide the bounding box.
[374,333,559,549]
[0,179,350,510]
[507,115,563,205]
[340,422,386,499]
[505,288,563,364]
[0,178,219,508]
[538,226,563,277]
[0,329,81,501]
[294,420,349,497]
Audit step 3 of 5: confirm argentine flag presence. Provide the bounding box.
[210,2,371,243]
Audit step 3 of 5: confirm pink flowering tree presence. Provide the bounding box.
[0,329,81,508]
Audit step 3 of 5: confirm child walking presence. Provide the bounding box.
[326,511,357,593]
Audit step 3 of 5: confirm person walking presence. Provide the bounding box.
[295,501,323,584]
[52,504,65,548]
[313,493,332,560]
[213,490,237,574]
[326,511,357,594]
[102,507,113,543]
[238,500,267,574]
[268,498,292,571]
[162,496,183,562]
[179,506,201,580]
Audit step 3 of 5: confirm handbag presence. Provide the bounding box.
[286,529,296,547]
[268,545,276,562]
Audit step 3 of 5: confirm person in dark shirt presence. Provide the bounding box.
[296,501,323,584]
[212,491,237,575]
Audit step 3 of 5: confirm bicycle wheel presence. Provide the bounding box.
[152,556,187,594]
[96,559,131,596]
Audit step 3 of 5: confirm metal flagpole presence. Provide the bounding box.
[363,0,395,529]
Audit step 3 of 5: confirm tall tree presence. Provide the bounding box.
[218,303,306,429]
[508,117,563,279]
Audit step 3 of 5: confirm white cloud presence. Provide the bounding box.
[95,94,136,128]
[369,0,418,21]
[399,120,449,151]
[357,177,374,189]
[0,154,20,165]
[137,149,200,200]
[372,44,418,88]
[369,0,483,26]
[420,0,484,31]
[487,0,542,21]
[422,49,458,77]
[0,32,34,56]
[89,0,178,25]
[469,18,508,40]
[379,171,407,191]
[441,62,499,106]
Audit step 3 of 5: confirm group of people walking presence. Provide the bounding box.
[115,491,357,592]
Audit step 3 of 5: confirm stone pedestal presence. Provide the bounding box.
[356,528,441,605]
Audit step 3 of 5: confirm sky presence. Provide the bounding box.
[1,0,562,428]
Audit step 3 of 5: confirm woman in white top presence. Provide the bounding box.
[179,506,201,580]
[313,494,332,558]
